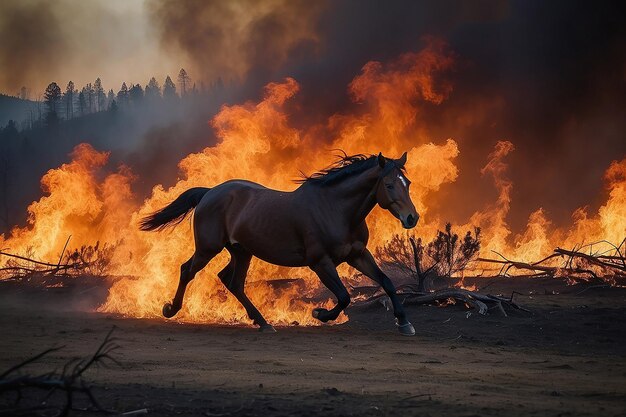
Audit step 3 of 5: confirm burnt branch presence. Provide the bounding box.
[0,327,119,416]
[354,287,529,317]
[477,238,626,283]
[0,240,116,281]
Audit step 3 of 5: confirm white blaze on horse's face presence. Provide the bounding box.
[398,174,408,188]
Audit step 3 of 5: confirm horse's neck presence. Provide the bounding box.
[320,169,379,227]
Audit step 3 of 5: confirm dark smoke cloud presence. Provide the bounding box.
[0,1,66,92]
[151,0,626,231]
[2,1,624,237]
[148,0,326,86]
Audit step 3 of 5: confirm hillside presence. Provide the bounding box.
[0,93,37,127]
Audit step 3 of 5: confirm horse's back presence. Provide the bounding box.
[193,180,307,265]
[193,180,270,218]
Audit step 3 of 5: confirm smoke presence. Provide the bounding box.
[0,1,65,92]
[148,0,326,86]
[1,0,625,239]
[152,0,624,232]
[0,0,179,94]
[1,1,625,322]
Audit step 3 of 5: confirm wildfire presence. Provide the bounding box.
[1,39,624,325]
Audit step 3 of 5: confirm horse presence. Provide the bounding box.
[140,152,419,336]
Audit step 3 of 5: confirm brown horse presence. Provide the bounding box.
[140,152,419,335]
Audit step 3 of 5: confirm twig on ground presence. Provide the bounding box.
[0,327,120,416]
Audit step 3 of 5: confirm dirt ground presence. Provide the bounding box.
[1,277,625,417]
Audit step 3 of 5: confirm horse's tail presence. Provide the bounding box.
[139,187,211,231]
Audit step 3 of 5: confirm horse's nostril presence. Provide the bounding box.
[407,214,415,226]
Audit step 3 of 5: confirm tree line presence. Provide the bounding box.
[16,68,222,130]
[0,68,235,232]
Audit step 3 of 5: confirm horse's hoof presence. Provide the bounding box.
[312,308,327,321]
[162,302,178,318]
[398,322,416,337]
[259,324,277,333]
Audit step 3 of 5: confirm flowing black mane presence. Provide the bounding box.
[297,153,403,186]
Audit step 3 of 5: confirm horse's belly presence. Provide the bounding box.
[250,249,307,268]
[229,214,307,267]
[232,232,306,267]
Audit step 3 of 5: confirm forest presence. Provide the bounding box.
[0,69,233,233]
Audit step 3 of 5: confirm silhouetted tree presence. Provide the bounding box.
[64,81,75,120]
[107,88,115,109]
[94,78,106,112]
[129,84,144,104]
[108,99,118,113]
[83,83,94,113]
[163,75,176,99]
[43,82,62,124]
[44,82,61,113]
[77,90,87,116]
[177,68,191,96]
[117,82,129,107]
[107,89,115,108]
[145,77,161,99]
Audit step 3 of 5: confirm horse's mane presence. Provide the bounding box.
[297,152,403,186]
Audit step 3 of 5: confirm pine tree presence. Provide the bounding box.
[77,91,86,116]
[117,82,129,107]
[64,81,75,120]
[43,82,62,124]
[129,84,144,104]
[163,75,177,99]
[107,89,115,108]
[177,68,191,96]
[145,77,161,99]
[84,83,94,113]
[94,78,106,112]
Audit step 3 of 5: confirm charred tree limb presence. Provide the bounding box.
[554,247,626,273]
[0,241,114,280]
[354,287,529,316]
[0,251,64,268]
[475,241,626,280]
[0,327,120,416]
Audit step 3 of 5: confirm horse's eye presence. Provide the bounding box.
[385,184,394,190]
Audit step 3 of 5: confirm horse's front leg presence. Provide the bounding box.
[310,258,350,322]
[348,249,415,336]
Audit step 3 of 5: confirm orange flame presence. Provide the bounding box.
[1,39,625,326]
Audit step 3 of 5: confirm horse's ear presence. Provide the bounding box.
[378,152,386,168]
[397,151,407,167]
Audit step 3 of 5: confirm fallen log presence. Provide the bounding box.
[477,257,559,277]
[354,287,529,317]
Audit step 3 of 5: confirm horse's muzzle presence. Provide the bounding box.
[401,213,418,229]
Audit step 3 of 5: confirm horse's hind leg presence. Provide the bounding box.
[221,244,274,332]
[163,250,218,318]
[310,259,350,323]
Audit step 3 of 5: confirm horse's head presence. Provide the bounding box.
[375,152,419,229]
